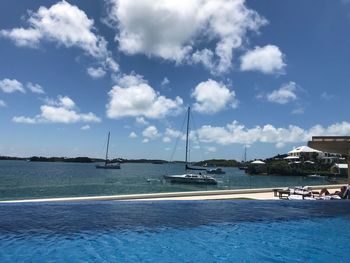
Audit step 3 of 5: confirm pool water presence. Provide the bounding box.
[0,201,349,262]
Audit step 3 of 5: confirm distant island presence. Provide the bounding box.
[0,155,172,164]
[0,155,345,177]
[0,155,241,166]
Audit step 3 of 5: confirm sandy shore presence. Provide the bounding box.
[0,184,344,203]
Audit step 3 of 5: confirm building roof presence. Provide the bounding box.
[333,163,348,169]
[284,156,299,160]
[251,160,265,164]
[288,146,321,154]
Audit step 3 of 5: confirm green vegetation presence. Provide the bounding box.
[247,159,334,176]
[0,156,27,161]
[194,159,239,167]
[29,156,102,163]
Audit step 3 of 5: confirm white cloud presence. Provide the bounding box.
[129,131,138,138]
[12,116,37,124]
[142,125,160,139]
[291,107,304,115]
[321,92,335,100]
[240,45,286,74]
[206,146,217,153]
[27,82,45,94]
[81,125,90,130]
[163,137,171,143]
[135,117,149,126]
[0,100,7,107]
[87,67,106,79]
[142,138,149,143]
[0,78,25,93]
[1,1,118,74]
[161,77,170,86]
[165,128,183,138]
[267,82,298,104]
[12,95,101,124]
[162,128,183,143]
[107,0,267,74]
[106,73,183,119]
[196,121,350,148]
[192,79,238,114]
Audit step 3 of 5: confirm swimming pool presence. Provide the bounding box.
[0,200,349,262]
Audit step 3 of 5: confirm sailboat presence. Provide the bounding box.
[164,107,217,185]
[96,132,121,169]
[238,145,248,170]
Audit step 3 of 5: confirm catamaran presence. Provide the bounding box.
[96,132,121,169]
[164,107,217,185]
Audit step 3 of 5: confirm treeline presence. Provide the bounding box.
[0,156,27,161]
[194,159,240,167]
[246,160,334,176]
[29,156,104,163]
[118,159,168,164]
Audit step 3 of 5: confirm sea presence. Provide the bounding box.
[0,160,345,200]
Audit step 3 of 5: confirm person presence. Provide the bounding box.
[319,186,348,198]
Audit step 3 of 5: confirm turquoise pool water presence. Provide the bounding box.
[0,201,349,262]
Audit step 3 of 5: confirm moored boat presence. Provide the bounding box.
[164,107,217,185]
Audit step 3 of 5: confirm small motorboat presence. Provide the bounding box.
[206,168,225,174]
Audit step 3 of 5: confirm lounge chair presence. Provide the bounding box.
[275,186,312,200]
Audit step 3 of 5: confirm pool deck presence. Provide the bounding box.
[0,184,344,203]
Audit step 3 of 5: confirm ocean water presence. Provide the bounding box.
[0,161,340,200]
[0,160,344,200]
[0,200,349,262]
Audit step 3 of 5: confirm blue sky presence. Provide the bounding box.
[0,0,349,161]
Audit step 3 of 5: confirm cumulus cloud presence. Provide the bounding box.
[142,125,160,140]
[1,1,118,75]
[81,125,90,130]
[0,78,25,93]
[162,127,183,143]
[107,0,267,74]
[0,100,6,107]
[135,117,149,126]
[291,107,304,115]
[192,79,238,114]
[106,73,183,119]
[161,77,170,87]
[129,131,138,138]
[86,67,106,79]
[12,95,101,124]
[320,92,335,100]
[27,82,45,94]
[196,121,350,148]
[206,146,217,153]
[266,82,298,104]
[240,45,286,74]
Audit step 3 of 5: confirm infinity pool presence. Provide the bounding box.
[0,200,349,262]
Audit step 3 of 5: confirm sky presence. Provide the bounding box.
[0,0,350,161]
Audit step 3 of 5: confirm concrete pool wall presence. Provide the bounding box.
[0,184,344,203]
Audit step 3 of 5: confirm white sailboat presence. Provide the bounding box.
[164,107,217,185]
[96,132,121,169]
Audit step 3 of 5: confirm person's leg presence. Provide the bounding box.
[319,188,330,196]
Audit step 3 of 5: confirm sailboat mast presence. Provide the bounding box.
[105,132,110,165]
[244,146,247,163]
[185,107,190,166]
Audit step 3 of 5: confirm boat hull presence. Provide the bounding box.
[206,168,225,174]
[164,174,217,185]
[96,164,121,169]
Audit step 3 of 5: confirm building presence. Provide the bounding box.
[287,146,322,161]
[331,163,348,176]
[287,145,342,164]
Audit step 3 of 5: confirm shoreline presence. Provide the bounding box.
[0,184,343,203]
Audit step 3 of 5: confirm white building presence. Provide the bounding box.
[331,163,348,176]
